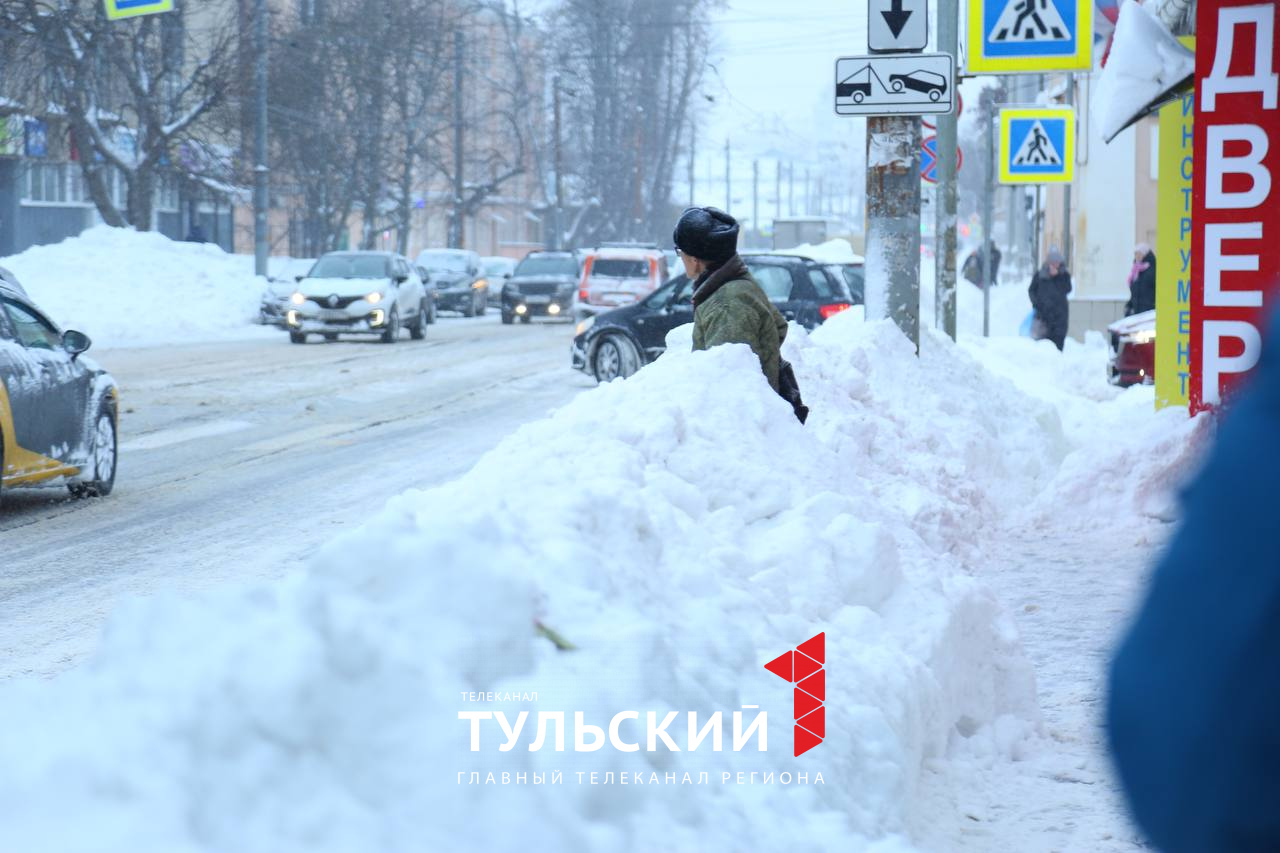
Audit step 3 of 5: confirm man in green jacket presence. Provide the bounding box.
[674,207,789,393]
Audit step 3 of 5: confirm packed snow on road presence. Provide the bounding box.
[0,231,1204,852]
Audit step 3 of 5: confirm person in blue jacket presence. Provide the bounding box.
[1108,320,1280,851]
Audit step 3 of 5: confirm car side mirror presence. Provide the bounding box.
[62,329,91,359]
[421,272,431,284]
[295,274,305,283]
[394,273,408,284]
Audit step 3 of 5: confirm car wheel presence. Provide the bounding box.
[70,405,117,498]
[410,301,428,340]
[593,335,640,383]
[853,92,864,104]
[428,301,437,324]
[290,331,307,344]
[501,311,514,325]
[477,296,487,316]
[929,89,941,102]
[891,80,904,93]
[323,333,338,342]
[381,308,401,343]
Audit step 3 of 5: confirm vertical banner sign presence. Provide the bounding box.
[1190,1,1280,412]
[1156,39,1195,410]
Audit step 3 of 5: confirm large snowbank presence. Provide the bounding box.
[0,312,1071,852]
[3,226,276,348]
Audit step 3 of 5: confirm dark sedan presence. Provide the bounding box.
[572,253,855,382]
[501,251,581,324]
[0,274,118,503]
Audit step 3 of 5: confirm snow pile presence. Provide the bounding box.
[3,226,273,348]
[1094,1,1194,143]
[0,317,1061,852]
[963,333,1211,526]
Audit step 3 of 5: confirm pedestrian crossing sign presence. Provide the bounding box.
[966,0,1092,73]
[103,0,174,20]
[999,107,1075,184]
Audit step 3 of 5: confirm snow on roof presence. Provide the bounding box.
[775,238,865,265]
[1095,1,1194,143]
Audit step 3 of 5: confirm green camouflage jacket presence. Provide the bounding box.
[691,256,789,393]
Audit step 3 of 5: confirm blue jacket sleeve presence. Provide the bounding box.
[1108,322,1280,852]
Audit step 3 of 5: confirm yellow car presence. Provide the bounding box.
[0,270,118,504]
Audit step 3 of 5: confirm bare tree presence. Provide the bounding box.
[1,0,236,230]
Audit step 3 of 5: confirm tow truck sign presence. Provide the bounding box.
[1189,0,1280,412]
[834,54,956,117]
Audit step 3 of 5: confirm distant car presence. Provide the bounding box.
[888,71,947,101]
[285,251,430,344]
[416,249,488,316]
[258,260,315,328]
[575,247,669,320]
[501,251,581,324]
[480,256,517,307]
[1108,309,1156,387]
[824,263,865,306]
[0,273,118,502]
[571,253,854,382]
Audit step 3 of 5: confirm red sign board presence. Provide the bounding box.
[1190,0,1280,412]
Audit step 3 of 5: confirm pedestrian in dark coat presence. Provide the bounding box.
[1125,243,1156,316]
[1108,308,1280,852]
[1028,248,1072,351]
[675,206,788,393]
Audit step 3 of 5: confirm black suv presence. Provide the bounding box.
[501,251,581,324]
[571,253,855,382]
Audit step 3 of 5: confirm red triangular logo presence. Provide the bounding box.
[797,632,825,665]
[764,650,793,682]
[794,724,823,757]
[794,652,821,682]
[794,686,822,720]
[797,705,825,739]
[798,668,825,702]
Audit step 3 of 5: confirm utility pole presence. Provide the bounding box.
[775,160,782,222]
[552,75,563,251]
[449,30,465,248]
[935,0,959,339]
[804,168,810,214]
[724,138,731,211]
[252,0,268,277]
[752,159,759,247]
[688,121,696,205]
[1061,73,1075,266]
[866,117,922,350]
[786,163,792,215]
[982,96,996,338]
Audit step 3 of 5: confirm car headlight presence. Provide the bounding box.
[472,278,488,290]
[290,292,306,305]
[367,291,383,304]
[1125,329,1156,345]
[575,316,595,336]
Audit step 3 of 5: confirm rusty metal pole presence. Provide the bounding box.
[866,116,922,351]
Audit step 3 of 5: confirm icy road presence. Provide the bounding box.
[0,316,588,679]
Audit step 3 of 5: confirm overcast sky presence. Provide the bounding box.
[696,0,873,223]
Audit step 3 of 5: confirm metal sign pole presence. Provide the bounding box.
[982,99,995,338]
[935,0,959,340]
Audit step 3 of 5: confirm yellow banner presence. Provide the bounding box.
[1155,37,1195,410]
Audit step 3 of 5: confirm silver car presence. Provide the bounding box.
[285,251,431,344]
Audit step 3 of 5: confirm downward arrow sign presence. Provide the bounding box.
[881,0,912,39]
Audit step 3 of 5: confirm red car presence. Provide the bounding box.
[1108,309,1156,387]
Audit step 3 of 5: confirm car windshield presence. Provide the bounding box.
[483,260,514,276]
[417,251,469,272]
[308,255,388,279]
[515,256,578,277]
[591,258,648,278]
[835,265,865,302]
[643,275,689,307]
